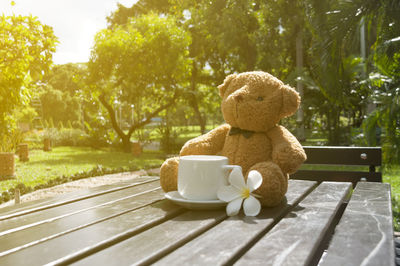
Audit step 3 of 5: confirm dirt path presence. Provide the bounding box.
[0,168,160,209]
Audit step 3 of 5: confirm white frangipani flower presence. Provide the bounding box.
[217,168,262,216]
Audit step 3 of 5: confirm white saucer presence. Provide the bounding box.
[165,191,227,210]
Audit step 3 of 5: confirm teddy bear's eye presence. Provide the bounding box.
[256,96,264,101]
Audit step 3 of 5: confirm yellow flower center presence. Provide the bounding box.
[241,187,250,199]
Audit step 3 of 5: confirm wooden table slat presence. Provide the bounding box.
[0,180,160,235]
[153,179,317,266]
[0,177,158,219]
[319,182,395,266]
[234,182,352,266]
[0,201,184,265]
[0,189,166,254]
[71,210,228,266]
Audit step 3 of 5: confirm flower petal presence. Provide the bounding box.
[243,196,261,216]
[226,197,243,216]
[247,170,263,192]
[229,168,246,189]
[217,185,241,202]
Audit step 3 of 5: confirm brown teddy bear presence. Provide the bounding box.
[160,71,307,207]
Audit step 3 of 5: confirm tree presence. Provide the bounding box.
[41,63,87,127]
[291,0,372,145]
[44,63,86,96]
[0,14,57,136]
[363,56,400,164]
[308,0,400,152]
[87,13,191,152]
[108,1,314,136]
[339,0,400,162]
[184,0,261,133]
[39,84,81,125]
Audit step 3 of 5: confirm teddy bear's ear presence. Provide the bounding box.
[281,84,301,117]
[218,74,237,97]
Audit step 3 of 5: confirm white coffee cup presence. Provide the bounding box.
[178,155,242,200]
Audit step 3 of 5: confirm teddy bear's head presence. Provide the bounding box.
[218,71,300,132]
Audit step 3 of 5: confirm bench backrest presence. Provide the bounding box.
[290,146,382,187]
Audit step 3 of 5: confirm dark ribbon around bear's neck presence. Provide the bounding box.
[229,127,255,139]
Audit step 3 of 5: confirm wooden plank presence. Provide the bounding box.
[319,182,395,266]
[0,180,160,234]
[291,170,382,184]
[302,146,381,166]
[234,182,352,266]
[69,210,228,266]
[153,179,318,266]
[0,176,158,217]
[0,176,159,218]
[0,200,183,265]
[0,188,165,253]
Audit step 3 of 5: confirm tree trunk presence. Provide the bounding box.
[99,92,178,152]
[121,134,131,153]
[327,107,341,145]
[296,30,306,141]
[190,62,206,134]
[98,94,130,152]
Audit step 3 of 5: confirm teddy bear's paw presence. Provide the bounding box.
[160,157,179,192]
[247,161,288,207]
[273,145,307,174]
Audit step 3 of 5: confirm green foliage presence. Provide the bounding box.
[362,54,400,163]
[51,128,86,146]
[87,12,192,151]
[0,128,23,152]
[155,109,185,154]
[94,1,400,155]
[298,54,367,144]
[48,117,55,129]
[22,130,43,150]
[36,63,89,129]
[157,125,181,154]
[21,126,114,150]
[83,119,115,148]
[185,0,259,73]
[90,12,191,98]
[44,63,86,96]
[107,0,267,134]
[39,84,81,125]
[13,105,38,124]
[67,120,74,129]
[0,14,57,135]
[382,165,400,231]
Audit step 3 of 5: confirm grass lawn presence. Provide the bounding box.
[0,146,164,193]
[383,165,400,231]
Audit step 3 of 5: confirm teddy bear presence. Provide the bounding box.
[160,71,307,207]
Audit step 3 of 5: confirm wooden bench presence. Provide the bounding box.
[291,146,382,187]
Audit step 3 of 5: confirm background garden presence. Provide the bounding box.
[1,0,399,228]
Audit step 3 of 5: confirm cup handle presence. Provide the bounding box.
[222,165,242,174]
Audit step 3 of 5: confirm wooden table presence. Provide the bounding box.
[0,177,395,265]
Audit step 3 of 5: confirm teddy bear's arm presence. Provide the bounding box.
[268,125,307,174]
[180,124,230,156]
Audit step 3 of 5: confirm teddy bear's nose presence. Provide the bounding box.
[234,94,244,102]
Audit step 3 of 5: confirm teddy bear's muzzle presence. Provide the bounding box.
[233,94,244,102]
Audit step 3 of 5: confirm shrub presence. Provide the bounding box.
[157,126,182,154]
[52,128,88,146]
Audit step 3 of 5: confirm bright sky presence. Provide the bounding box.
[1,0,136,64]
